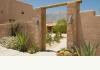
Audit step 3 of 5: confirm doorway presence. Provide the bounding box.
[46,6,67,52]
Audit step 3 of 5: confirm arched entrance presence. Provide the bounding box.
[34,0,83,51]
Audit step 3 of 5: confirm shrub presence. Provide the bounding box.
[46,32,62,45]
[53,19,67,33]
[46,32,53,45]
[56,42,99,56]
[27,42,40,54]
[16,32,27,52]
[54,32,61,43]
[0,32,40,54]
[0,36,19,49]
[74,42,99,56]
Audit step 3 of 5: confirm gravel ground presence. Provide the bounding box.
[46,34,67,51]
[0,44,56,56]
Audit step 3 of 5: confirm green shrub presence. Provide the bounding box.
[27,42,40,54]
[54,32,61,43]
[0,32,40,54]
[53,19,67,33]
[46,32,53,45]
[16,32,27,52]
[74,42,99,56]
[46,32,62,45]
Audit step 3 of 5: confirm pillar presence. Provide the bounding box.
[40,8,46,51]
[67,0,83,48]
[32,8,46,51]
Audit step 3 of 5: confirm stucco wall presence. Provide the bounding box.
[80,11,100,55]
[0,0,13,23]
[0,0,34,23]
[12,1,34,22]
[0,23,11,37]
[81,13,100,43]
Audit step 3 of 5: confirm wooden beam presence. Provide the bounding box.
[39,0,82,9]
[76,0,82,3]
[41,2,68,8]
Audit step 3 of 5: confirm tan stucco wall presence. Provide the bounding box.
[0,23,12,37]
[12,1,34,22]
[0,0,34,23]
[80,11,100,55]
[0,0,13,23]
[80,11,100,43]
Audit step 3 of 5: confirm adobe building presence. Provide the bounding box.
[1,0,100,55]
[0,0,83,51]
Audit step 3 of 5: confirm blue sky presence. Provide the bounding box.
[21,0,100,14]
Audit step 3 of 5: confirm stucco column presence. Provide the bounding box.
[40,8,46,51]
[33,8,46,51]
[67,0,83,48]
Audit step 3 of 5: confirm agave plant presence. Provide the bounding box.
[74,42,99,56]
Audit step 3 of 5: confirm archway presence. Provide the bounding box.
[34,0,83,51]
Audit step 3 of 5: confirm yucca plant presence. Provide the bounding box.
[16,32,27,52]
[74,42,99,56]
